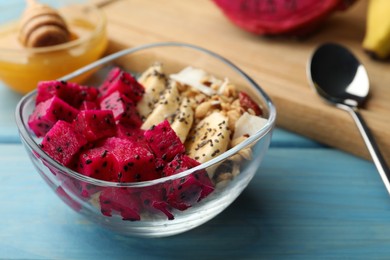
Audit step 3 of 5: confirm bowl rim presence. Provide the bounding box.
[0,2,106,54]
[15,41,277,188]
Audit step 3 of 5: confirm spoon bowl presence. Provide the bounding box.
[308,42,390,195]
[309,43,369,107]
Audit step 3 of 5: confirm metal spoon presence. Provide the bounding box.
[307,42,390,194]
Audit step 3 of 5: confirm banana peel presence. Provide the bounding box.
[363,0,390,60]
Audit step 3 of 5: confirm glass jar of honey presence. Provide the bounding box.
[0,1,108,94]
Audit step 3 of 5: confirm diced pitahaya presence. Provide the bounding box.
[36,80,98,108]
[99,188,141,221]
[73,110,117,142]
[56,186,82,211]
[40,120,87,166]
[116,124,145,142]
[76,146,119,182]
[79,101,98,111]
[98,69,144,103]
[28,96,79,137]
[100,91,142,127]
[99,67,122,94]
[163,154,215,210]
[144,120,185,162]
[102,137,160,182]
[57,173,101,199]
[139,188,174,220]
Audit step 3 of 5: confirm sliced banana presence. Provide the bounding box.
[137,63,167,119]
[141,80,181,130]
[170,97,194,143]
[186,111,230,164]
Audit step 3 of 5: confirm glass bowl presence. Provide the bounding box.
[0,0,108,94]
[15,42,276,237]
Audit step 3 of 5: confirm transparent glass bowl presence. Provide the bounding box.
[15,42,276,237]
[0,0,107,94]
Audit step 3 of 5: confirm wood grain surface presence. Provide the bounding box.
[99,0,390,165]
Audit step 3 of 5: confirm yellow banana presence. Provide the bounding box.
[363,0,390,59]
[137,63,167,119]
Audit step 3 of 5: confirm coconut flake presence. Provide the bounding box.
[170,67,216,96]
[233,112,268,139]
[217,78,230,95]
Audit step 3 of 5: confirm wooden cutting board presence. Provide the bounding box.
[98,0,390,165]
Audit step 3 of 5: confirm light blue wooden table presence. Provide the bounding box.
[2,79,390,259]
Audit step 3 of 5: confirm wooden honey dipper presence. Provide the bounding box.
[18,0,71,47]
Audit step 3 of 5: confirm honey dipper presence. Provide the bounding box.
[18,0,71,47]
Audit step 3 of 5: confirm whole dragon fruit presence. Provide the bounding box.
[212,0,357,36]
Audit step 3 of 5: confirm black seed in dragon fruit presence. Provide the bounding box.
[28,96,79,137]
[98,68,145,104]
[73,110,117,142]
[140,187,174,220]
[144,120,185,162]
[100,91,143,127]
[102,137,160,182]
[36,80,99,108]
[163,154,215,210]
[40,120,87,166]
[99,187,141,221]
[76,146,119,182]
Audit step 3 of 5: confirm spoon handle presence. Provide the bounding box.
[341,105,390,194]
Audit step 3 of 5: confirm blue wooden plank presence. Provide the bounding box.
[1,144,389,259]
[270,128,326,148]
[0,83,22,143]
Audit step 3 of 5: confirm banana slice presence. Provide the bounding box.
[137,63,167,119]
[141,80,181,130]
[186,111,230,164]
[170,97,194,143]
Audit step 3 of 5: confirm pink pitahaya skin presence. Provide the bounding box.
[36,80,98,108]
[76,146,119,182]
[28,96,79,137]
[144,120,185,162]
[98,69,145,104]
[163,154,215,210]
[140,188,174,220]
[212,0,357,36]
[40,120,87,166]
[73,110,117,142]
[99,188,141,221]
[100,91,143,127]
[102,137,160,182]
